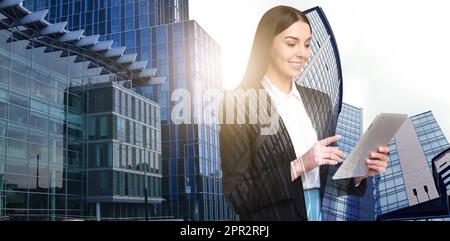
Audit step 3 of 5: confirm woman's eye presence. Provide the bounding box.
[287,43,296,47]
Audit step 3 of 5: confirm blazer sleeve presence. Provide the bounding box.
[219,121,296,216]
[219,94,298,217]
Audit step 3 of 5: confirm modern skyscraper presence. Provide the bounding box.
[25,0,233,220]
[322,103,375,221]
[297,7,371,220]
[0,1,162,220]
[323,108,450,221]
[374,111,450,220]
[152,21,230,221]
[298,7,343,136]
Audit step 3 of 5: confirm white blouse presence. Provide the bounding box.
[262,77,320,190]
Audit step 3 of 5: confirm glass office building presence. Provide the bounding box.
[134,20,231,221]
[374,111,450,220]
[322,103,375,221]
[323,107,449,221]
[84,82,162,220]
[0,1,161,220]
[412,112,450,168]
[149,21,231,221]
[302,8,369,220]
[26,0,233,221]
[0,29,86,221]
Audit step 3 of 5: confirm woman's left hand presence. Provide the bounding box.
[366,146,390,176]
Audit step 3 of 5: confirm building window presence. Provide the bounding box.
[10,72,30,94]
[99,115,110,138]
[88,117,96,139]
[8,106,29,125]
[125,17,134,29]
[117,116,125,141]
[30,112,48,131]
[156,26,167,44]
[31,79,50,100]
[7,139,27,159]
[0,101,6,120]
[0,67,9,85]
[96,144,102,167]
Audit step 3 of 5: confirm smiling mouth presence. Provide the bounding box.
[288,61,303,69]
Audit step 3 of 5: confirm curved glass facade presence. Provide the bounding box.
[0,27,96,220]
[0,4,162,219]
[300,7,344,136]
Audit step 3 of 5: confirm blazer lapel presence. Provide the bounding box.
[295,84,333,197]
[256,83,335,198]
[295,84,321,139]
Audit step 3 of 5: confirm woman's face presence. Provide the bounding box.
[269,20,312,80]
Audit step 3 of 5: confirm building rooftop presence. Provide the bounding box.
[0,0,163,87]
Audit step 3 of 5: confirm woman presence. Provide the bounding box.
[219,5,389,221]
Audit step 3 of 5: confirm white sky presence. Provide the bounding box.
[189,0,450,140]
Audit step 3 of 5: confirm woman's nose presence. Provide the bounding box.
[296,46,309,59]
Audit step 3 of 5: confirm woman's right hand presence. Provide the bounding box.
[291,135,345,181]
[302,135,346,169]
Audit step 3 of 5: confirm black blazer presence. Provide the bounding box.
[219,83,367,221]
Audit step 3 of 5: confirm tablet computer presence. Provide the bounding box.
[333,113,408,180]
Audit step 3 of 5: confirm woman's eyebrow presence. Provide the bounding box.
[284,36,299,41]
[284,36,312,42]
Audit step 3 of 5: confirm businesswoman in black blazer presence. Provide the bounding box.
[219,6,390,221]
